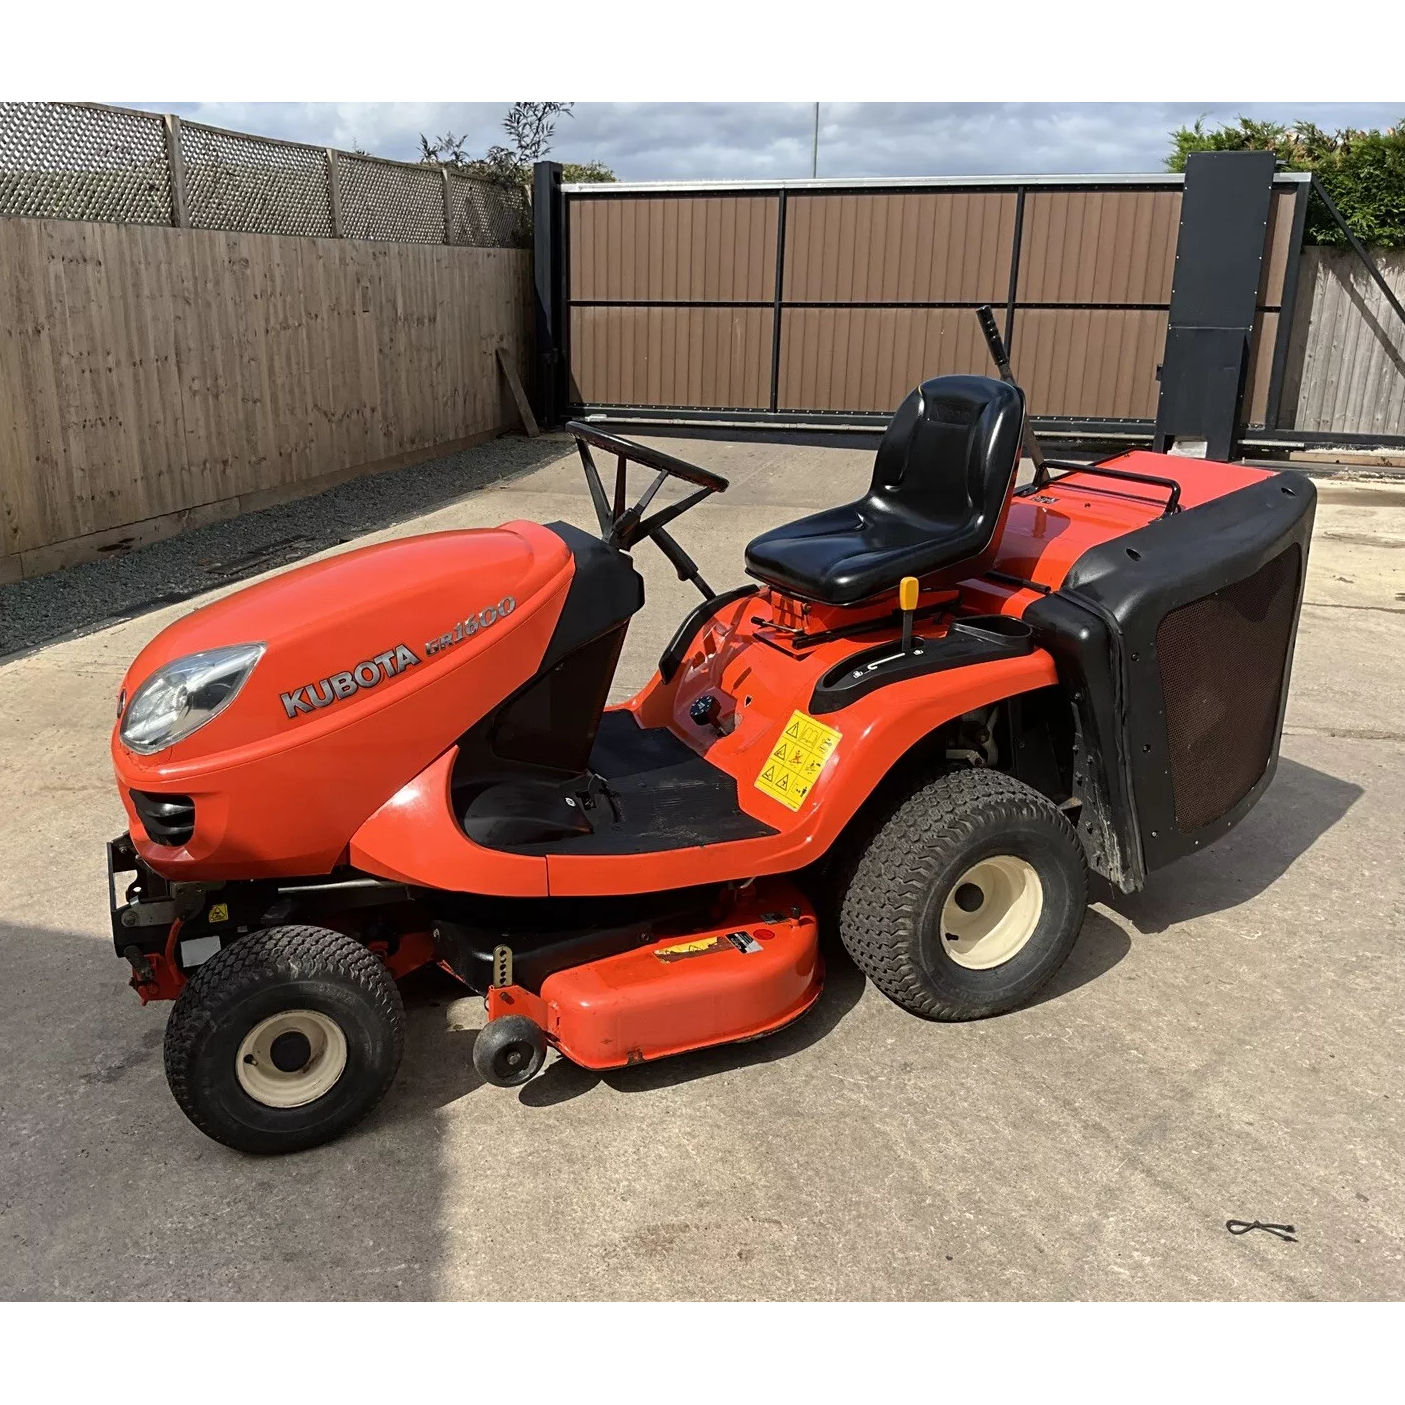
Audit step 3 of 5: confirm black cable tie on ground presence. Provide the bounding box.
[1226,1219,1298,1242]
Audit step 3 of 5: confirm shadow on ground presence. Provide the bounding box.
[0,917,470,1298]
[383,964,486,1114]
[1100,755,1362,935]
[1026,909,1131,1009]
[0,432,572,659]
[519,906,1132,1109]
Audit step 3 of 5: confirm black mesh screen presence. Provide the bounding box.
[1155,543,1302,832]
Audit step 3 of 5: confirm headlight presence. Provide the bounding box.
[120,643,265,754]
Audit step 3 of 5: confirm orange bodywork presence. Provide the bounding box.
[114,453,1270,904]
[347,453,1271,898]
[488,882,820,1070]
[114,521,574,879]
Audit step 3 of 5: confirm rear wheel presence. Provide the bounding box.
[164,925,405,1154]
[838,768,1087,1020]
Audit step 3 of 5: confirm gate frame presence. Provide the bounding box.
[534,165,1370,452]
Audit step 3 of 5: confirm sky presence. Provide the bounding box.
[139,102,1404,181]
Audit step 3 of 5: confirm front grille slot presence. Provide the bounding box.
[131,790,196,847]
[1155,543,1302,832]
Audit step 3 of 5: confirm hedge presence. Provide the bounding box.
[1166,117,1405,249]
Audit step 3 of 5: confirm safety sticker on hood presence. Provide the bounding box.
[755,710,842,811]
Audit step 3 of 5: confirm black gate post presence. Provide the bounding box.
[532,160,569,429]
[1003,186,1026,361]
[1154,150,1278,461]
[768,189,788,413]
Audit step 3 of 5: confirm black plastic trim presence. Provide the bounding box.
[658,584,759,683]
[809,616,1034,715]
[1029,470,1316,887]
[447,522,645,823]
[1023,593,1143,890]
[541,520,644,671]
[130,790,195,848]
[461,710,776,857]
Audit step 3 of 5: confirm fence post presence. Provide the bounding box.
[163,114,189,228]
[532,161,567,428]
[441,168,453,244]
[326,149,344,237]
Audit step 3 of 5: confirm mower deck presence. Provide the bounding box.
[485,877,821,1071]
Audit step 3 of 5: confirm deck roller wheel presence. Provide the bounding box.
[474,1014,548,1087]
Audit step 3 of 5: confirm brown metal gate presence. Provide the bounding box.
[545,172,1306,442]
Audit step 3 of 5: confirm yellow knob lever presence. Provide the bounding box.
[899,577,919,654]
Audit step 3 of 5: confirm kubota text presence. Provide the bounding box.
[280,644,420,718]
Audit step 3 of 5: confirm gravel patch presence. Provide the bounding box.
[0,433,570,660]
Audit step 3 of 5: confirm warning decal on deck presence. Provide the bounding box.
[754,710,843,812]
[655,935,727,963]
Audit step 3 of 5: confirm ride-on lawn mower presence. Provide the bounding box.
[106,308,1314,1153]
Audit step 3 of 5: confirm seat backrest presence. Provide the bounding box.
[868,374,1025,529]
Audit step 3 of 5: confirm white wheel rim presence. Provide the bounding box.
[940,856,1044,970]
[235,1009,348,1109]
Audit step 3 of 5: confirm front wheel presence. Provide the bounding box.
[163,925,405,1154]
[838,768,1087,1020]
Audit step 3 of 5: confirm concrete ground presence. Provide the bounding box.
[1,433,1402,1301]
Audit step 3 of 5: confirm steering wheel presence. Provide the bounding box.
[565,421,729,598]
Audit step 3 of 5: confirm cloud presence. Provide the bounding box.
[136,101,1402,181]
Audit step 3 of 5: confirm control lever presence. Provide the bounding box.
[899,576,918,655]
[652,525,714,600]
[976,304,1044,473]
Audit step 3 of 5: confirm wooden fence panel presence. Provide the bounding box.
[0,217,532,576]
[1282,247,1405,438]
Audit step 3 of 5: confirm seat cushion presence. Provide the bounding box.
[744,375,1024,604]
[744,502,956,605]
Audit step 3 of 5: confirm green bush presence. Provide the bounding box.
[561,161,617,184]
[1166,117,1405,249]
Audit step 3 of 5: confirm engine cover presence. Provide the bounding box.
[112,521,576,876]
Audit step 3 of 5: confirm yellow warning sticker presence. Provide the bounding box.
[754,710,843,812]
[654,935,727,963]
[207,902,229,923]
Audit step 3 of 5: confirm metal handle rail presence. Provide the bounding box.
[1025,459,1182,517]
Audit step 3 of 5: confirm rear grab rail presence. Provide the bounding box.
[1019,460,1183,517]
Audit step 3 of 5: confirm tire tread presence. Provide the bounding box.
[838,767,1086,1021]
[164,925,405,1152]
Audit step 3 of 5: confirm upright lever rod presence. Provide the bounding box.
[976,304,1044,474]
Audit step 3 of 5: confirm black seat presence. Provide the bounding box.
[744,375,1025,605]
